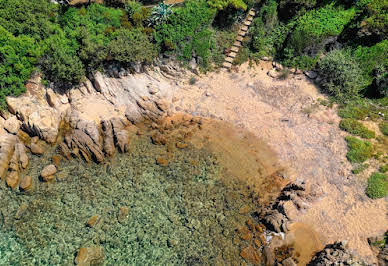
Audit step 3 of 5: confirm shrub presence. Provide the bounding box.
[233,47,249,65]
[0,0,58,40]
[380,164,388,173]
[379,121,388,136]
[363,0,388,38]
[40,33,85,85]
[318,49,365,101]
[352,163,369,174]
[207,0,247,11]
[212,29,235,66]
[287,4,356,55]
[108,28,157,64]
[0,26,41,108]
[339,118,376,139]
[366,172,387,199]
[345,136,374,163]
[154,0,216,67]
[375,63,388,96]
[189,77,197,85]
[354,40,388,89]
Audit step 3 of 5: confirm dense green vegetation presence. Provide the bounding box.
[0,0,252,107]
[345,136,374,163]
[339,118,375,139]
[246,0,387,100]
[366,172,388,199]
[0,0,386,107]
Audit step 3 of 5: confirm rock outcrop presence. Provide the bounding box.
[259,179,324,233]
[307,241,364,265]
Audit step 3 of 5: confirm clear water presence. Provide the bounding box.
[0,121,281,265]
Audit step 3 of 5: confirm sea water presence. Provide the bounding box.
[0,120,284,265]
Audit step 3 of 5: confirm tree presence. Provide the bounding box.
[108,28,157,64]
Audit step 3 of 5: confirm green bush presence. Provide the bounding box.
[155,0,216,67]
[345,136,374,163]
[108,28,157,64]
[375,63,388,96]
[354,40,388,89]
[380,164,388,173]
[379,121,388,136]
[318,49,365,101]
[352,163,369,174]
[233,47,250,65]
[363,0,388,38]
[366,172,388,199]
[0,26,41,108]
[339,118,376,139]
[40,33,85,84]
[212,29,236,66]
[0,0,58,40]
[207,0,247,10]
[287,4,356,55]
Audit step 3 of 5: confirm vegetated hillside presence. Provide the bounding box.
[0,0,386,106]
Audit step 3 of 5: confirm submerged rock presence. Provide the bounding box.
[30,143,44,155]
[86,215,101,228]
[240,245,261,265]
[41,164,57,181]
[15,143,29,169]
[75,246,105,266]
[6,171,19,189]
[117,206,130,223]
[19,175,33,191]
[0,134,17,179]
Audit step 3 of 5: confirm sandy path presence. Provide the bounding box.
[170,62,387,264]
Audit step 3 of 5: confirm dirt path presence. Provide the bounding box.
[170,62,387,264]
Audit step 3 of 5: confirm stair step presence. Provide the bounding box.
[236,36,244,42]
[222,62,232,68]
[233,41,242,47]
[249,10,255,16]
[238,30,247,37]
[241,25,249,32]
[230,46,239,53]
[225,56,234,63]
[247,16,253,22]
[244,20,252,26]
[229,51,237,58]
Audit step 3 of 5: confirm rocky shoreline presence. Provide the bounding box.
[0,62,384,265]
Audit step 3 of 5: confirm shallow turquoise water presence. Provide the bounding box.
[0,132,261,265]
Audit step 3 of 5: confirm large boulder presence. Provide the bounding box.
[4,116,21,134]
[25,107,61,143]
[75,246,105,266]
[41,164,57,181]
[307,241,363,265]
[0,134,17,179]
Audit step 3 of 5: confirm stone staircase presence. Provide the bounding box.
[222,8,256,69]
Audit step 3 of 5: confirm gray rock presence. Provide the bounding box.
[305,71,318,79]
